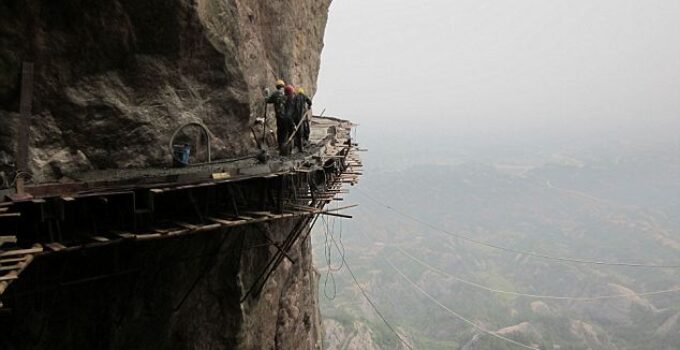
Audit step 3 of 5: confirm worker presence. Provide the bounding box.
[265,79,286,120]
[265,80,292,155]
[277,84,297,155]
[294,87,313,146]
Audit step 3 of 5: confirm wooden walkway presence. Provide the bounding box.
[0,116,362,308]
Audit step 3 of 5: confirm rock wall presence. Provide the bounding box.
[0,1,331,348]
[0,221,323,350]
[0,0,331,182]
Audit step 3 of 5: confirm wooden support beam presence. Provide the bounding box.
[0,256,28,264]
[320,212,353,219]
[0,273,18,282]
[0,236,16,244]
[0,264,22,272]
[0,281,8,295]
[0,247,42,258]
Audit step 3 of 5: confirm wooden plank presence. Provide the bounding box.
[91,236,110,242]
[208,217,246,226]
[211,172,231,180]
[44,242,67,252]
[113,232,136,240]
[166,228,190,236]
[174,222,198,230]
[0,247,42,258]
[0,213,21,218]
[136,233,163,240]
[193,223,221,232]
[0,236,16,244]
[1,256,28,264]
[0,273,18,282]
[0,264,22,272]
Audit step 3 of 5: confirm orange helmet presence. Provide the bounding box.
[284,85,295,96]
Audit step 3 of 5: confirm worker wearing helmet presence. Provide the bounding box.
[294,87,313,146]
[276,84,297,155]
[265,79,286,119]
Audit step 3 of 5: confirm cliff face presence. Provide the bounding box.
[1,221,323,350]
[0,0,331,182]
[0,1,332,348]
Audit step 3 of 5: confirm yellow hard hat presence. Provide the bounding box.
[296,87,305,94]
[275,80,285,88]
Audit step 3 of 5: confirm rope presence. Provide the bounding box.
[356,189,680,269]
[385,257,539,350]
[321,205,348,301]
[322,216,338,300]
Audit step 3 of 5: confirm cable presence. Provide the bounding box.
[328,231,414,350]
[385,257,539,350]
[356,189,680,269]
[322,216,338,300]
[393,245,680,301]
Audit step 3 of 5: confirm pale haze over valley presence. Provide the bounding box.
[312,1,680,349]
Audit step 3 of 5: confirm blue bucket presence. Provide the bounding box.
[173,144,191,166]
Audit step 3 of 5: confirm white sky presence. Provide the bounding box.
[315,0,680,133]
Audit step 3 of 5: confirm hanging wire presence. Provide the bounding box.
[327,228,414,350]
[322,216,338,300]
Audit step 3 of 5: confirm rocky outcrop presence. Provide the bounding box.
[0,0,330,182]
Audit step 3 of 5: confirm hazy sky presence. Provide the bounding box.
[315,1,680,133]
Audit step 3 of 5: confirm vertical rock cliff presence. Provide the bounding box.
[0,0,331,182]
[1,221,324,350]
[0,1,332,349]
